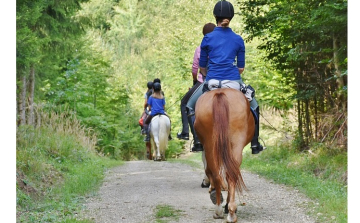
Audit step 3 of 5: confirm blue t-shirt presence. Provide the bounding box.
[199,27,245,81]
[148,96,165,115]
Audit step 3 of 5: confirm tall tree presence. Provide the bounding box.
[16,0,89,125]
[239,0,347,148]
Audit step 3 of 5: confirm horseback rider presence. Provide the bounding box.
[144,82,172,142]
[186,0,264,154]
[144,81,153,110]
[140,81,153,135]
[177,22,216,144]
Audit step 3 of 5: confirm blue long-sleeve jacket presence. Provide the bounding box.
[199,27,245,81]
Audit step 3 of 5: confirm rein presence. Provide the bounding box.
[260,113,291,139]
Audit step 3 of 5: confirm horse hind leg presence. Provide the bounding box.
[155,140,161,161]
[201,152,210,188]
[211,189,224,219]
[151,138,161,161]
[209,182,224,219]
[225,184,238,223]
[153,148,161,161]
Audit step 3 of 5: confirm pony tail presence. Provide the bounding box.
[221,19,230,27]
[212,92,243,193]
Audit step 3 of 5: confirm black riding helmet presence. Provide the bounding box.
[153,78,161,84]
[153,82,161,91]
[213,0,234,21]
[147,81,153,89]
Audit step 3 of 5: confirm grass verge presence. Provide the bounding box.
[154,204,184,223]
[241,144,347,223]
[16,118,123,222]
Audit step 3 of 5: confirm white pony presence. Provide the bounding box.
[149,115,171,161]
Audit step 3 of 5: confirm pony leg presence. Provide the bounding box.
[214,204,223,219]
[209,177,224,219]
[211,187,224,219]
[226,184,238,223]
[201,152,210,187]
[150,138,156,160]
[146,142,152,160]
[153,136,160,160]
[201,175,210,188]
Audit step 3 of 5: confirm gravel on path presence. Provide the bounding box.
[82,159,316,223]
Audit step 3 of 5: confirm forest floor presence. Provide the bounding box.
[80,150,317,223]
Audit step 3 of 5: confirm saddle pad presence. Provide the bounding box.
[207,79,241,91]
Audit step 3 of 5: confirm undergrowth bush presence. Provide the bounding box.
[16,109,122,222]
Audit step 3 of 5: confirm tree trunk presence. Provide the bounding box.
[27,65,35,126]
[19,75,27,126]
[305,99,311,142]
[333,34,345,111]
[314,93,318,139]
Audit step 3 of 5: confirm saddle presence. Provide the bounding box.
[202,79,257,124]
[203,79,255,102]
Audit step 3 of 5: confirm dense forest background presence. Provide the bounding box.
[11,0,352,222]
[15,0,347,160]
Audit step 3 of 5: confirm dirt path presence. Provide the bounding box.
[81,157,317,223]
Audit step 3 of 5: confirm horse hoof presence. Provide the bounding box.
[226,214,237,222]
[213,214,224,219]
[224,203,237,214]
[210,189,223,204]
[201,180,210,188]
[153,156,162,161]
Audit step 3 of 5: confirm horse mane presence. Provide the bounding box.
[212,92,246,194]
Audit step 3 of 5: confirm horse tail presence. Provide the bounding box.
[158,115,169,154]
[212,92,245,194]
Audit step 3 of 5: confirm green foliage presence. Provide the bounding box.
[55,0,218,158]
[239,0,347,148]
[165,140,185,159]
[16,0,90,84]
[17,0,347,159]
[243,38,295,109]
[16,0,348,222]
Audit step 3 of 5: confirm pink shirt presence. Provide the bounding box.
[192,46,204,83]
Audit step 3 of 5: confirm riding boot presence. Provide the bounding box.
[178,96,190,140]
[167,117,173,141]
[187,107,203,152]
[143,125,150,142]
[251,107,264,154]
[168,129,173,141]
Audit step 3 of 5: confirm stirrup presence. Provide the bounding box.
[177,132,189,140]
[251,144,264,154]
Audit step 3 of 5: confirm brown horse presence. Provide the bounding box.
[194,88,255,222]
[146,142,152,160]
